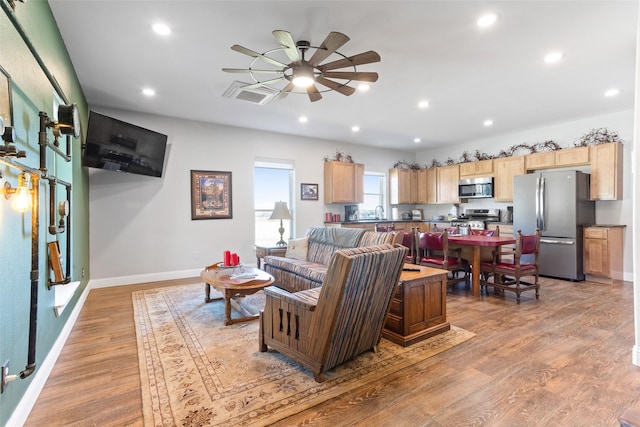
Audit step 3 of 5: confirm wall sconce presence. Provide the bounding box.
[4,172,32,213]
[40,103,81,146]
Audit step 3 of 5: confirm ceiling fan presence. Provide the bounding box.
[222,30,380,102]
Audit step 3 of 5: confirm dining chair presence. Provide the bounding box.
[480,229,541,304]
[398,230,417,264]
[416,229,469,288]
[374,223,395,232]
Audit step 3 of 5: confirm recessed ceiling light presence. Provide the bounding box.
[142,88,156,96]
[414,138,421,143]
[483,119,494,127]
[604,88,621,97]
[358,84,370,92]
[152,23,171,36]
[477,13,498,28]
[544,51,563,64]
[418,100,430,109]
[298,116,308,123]
[351,126,360,132]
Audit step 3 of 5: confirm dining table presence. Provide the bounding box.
[447,234,516,297]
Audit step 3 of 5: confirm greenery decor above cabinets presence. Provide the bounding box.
[324,161,364,204]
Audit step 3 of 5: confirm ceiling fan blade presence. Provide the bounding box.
[277,82,296,99]
[307,31,350,66]
[241,77,285,90]
[222,68,284,74]
[318,51,381,71]
[272,30,300,62]
[231,44,288,68]
[306,85,322,102]
[316,77,356,96]
[321,71,378,82]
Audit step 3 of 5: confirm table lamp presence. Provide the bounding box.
[269,201,292,246]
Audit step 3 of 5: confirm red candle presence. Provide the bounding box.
[223,250,231,266]
[231,253,239,266]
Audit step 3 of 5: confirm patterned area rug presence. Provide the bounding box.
[133,283,474,427]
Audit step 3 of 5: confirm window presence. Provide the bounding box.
[359,172,385,219]
[254,160,294,246]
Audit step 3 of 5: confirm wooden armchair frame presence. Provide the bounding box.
[259,244,407,382]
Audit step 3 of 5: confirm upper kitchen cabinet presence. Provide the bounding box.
[425,168,437,204]
[555,146,590,167]
[389,168,418,204]
[416,169,428,204]
[436,165,460,204]
[459,159,493,178]
[324,161,364,203]
[494,155,525,202]
[525,146,590,171]
[590,142,623,201]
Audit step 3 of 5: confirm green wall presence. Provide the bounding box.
[0,1,89,424]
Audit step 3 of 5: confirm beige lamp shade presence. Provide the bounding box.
[269,201,292,220]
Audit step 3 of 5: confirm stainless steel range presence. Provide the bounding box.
[451,208,501,230]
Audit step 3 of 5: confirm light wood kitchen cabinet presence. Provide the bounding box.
[459,159,494,177]
[436,165,460,204]
[426,168,437,204]
[590,142,623,201]
[525,147,590,171]
[493,155,525,202]
[324,161,364,204]
[584,226,625,282]
[555,146,589,167]
[389,168,419,204]
[416,169,428,203]
[525,151,556,170]
[487,223,514,237]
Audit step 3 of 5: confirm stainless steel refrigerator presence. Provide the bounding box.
[513,170,595,281]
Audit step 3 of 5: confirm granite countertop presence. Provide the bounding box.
[587,224,626,228]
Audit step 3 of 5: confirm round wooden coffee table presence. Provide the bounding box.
[200,265,274,326]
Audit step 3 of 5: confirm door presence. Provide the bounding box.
[513,173,538,235]
[539,236,584,281]
[539,171,577,239]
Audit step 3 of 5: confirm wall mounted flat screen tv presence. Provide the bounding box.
[83,111,168,178]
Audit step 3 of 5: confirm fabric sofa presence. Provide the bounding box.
[263,226,398,293]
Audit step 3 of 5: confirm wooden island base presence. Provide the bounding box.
[383,265,450,347]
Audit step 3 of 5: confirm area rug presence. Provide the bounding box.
[133,283,474,427]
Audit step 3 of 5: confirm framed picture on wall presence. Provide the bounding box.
[190,170,233,220]
[0,65,12,130]
[301,183,318,200]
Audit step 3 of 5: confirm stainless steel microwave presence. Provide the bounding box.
[458,177,494,199]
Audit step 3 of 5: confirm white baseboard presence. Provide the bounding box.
[7,282,91,427]
[90,268,203,288]
[633,345,640,367]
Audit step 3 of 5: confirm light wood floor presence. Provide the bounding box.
[25,276,639,426]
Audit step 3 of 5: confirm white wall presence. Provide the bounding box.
[87,107,414,286]
[416,108,634,281]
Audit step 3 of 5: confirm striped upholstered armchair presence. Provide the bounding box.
[259,244,407,382]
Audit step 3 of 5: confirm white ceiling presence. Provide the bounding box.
[48,1,638,152]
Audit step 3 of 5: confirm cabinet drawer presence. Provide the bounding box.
[585,227,608,239]
[384,313,402,333]
[389,298,402,314]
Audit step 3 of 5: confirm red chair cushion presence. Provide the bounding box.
[420,256,463,267]
[493,261,537,274]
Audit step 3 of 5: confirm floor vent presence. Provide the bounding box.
[222,81,279,105]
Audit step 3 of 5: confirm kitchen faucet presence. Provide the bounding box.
[375,205,384,219]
